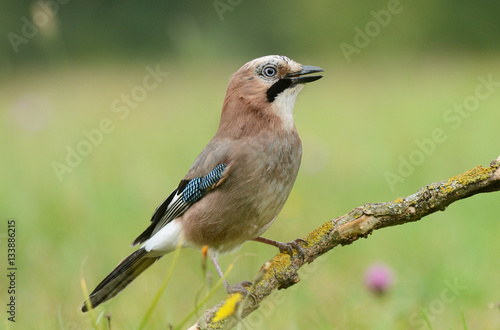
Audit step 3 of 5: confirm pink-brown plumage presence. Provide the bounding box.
[81,55,323,312]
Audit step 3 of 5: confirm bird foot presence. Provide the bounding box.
[253,237,306,261]
[276,238,306,261]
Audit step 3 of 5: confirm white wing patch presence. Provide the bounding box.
[144,220,184,255]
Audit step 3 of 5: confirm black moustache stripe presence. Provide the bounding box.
[266,78,292,103]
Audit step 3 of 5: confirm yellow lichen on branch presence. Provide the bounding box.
[447,164,497,186]
[192,157,500,329]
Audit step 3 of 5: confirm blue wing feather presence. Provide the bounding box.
[131,164,227,246]
[183,164,227,203]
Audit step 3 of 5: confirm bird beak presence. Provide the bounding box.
[285,65,324,85]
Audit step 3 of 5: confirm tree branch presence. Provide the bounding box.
[190,156,500,329]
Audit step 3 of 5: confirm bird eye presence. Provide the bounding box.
[263,66,277,77]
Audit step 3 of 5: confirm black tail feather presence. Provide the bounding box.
[81,248,158,312]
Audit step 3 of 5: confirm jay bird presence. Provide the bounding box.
[81,55,323,312]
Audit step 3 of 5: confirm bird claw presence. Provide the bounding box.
[277,238,306,261]
[253,236,307,262]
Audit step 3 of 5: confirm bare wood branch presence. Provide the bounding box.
[190,156,500,329]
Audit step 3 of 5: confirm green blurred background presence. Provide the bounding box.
[1,0,500,329]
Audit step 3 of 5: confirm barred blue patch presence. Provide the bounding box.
[182,164,227,204]
[200,164,227,190]
[183,178,203,203]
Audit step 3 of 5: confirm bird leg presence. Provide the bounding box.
[210,254,252,296]
[253,236,306,261]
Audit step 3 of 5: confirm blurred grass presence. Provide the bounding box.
[1,54,500,329]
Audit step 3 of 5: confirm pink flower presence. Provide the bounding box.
[364,263,395,295]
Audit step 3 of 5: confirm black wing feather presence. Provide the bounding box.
[131,186,179,246]
[131,166,227,246]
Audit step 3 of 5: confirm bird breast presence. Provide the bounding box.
[180,129,302,252]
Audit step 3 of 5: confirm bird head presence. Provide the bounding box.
[219,55,323,135]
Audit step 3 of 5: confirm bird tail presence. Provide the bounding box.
[81,247,159,312]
